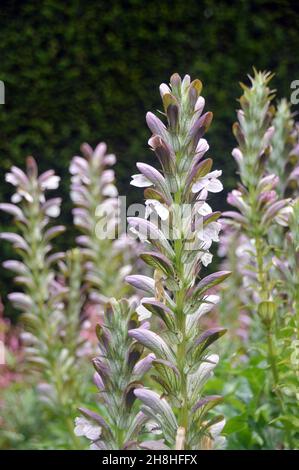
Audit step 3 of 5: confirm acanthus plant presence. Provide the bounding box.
[126,73,230,450]
[222,70,298,447]
[75,298,165,450]
[216,101,296,349]
[0,158,89,448]
[70,142,140,308]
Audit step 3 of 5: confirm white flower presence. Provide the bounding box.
[197,295,219,317]
[209,419,226,449]
[187,294,219,332]
[197,201,212,216]
[11,189,33,203]
[232,148,243,165]
[11,193,22,203]
[40,175,60,190]
[100,170,115,185]
[102,184,118,197]
[104,154,117,166]
[45,204,60,218]
[74,417,101,440]
[201,252,213,267]
[130,174,153,188]
[195,138,209,155]
[192,170,223,194]
[145,199,169,221]
[198,221,222,244]
[210,418,226,439]
[5,172,19,186]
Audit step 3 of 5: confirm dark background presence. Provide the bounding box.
[0,0,299,313]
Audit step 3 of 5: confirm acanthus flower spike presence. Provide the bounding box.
[0,158,88,448]
[75,299,163,450]
[221,70,297,448]
[127,73,228,449]
[70,142,141,307]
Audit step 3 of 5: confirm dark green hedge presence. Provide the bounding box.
[0,0,298,307]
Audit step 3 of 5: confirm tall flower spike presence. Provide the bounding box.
[75,298,162,450]
[225,71,296,448]
[70,142,140,306]
[269,99,296,196]
[127,73,229,449]
[0,158,87,448]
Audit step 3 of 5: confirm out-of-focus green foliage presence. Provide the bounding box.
[0,0,298,199]
[0,0,298,304]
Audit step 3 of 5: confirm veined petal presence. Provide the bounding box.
[146,112,167,140]
[129,328,175,362]
[126,275,156,295]
[133,353,156,377]
[134,388,177,432]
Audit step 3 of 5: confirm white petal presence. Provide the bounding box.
[41,175,60,190]
[198,222,221,243]
[209,419,226,438]
[85,424,102,440]
[192,179,207,193]
[11,193,22,203]
[129,226,147,242]
[196,138,209,154]
[100,170,114,185]
[195,96,205,114]
[136,304,152,321]
[208,170,222,178]
[207,179,223,193]
[146,199,169,221]
[5,173,19,186]
[130,174,153,188]
[45,205,60,218]
[102,184,118,197]
[145,205,153,219]
[201,252,213,267]
[197,202,212,216]
[159,83,171,97]
[195,295,219,317]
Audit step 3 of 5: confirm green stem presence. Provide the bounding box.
[176,289,188,432]
[173,189,189,446]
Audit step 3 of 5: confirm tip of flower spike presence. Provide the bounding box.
[170,73,181,88]
[26,156,38,178]
[80,143,93,159]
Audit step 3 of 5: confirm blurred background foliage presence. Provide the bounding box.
[0,0,298,315]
